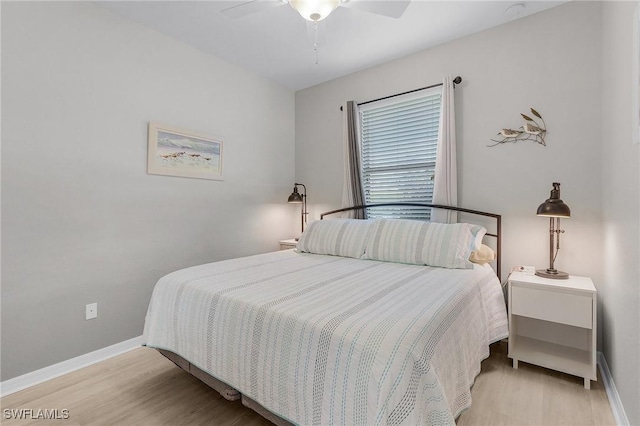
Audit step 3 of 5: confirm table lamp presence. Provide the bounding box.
[536,182,571,279]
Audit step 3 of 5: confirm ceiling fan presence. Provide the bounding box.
[221,0,411,22]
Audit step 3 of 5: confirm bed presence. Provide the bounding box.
[143,204,508,426]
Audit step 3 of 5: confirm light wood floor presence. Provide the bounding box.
[1,341,615,426]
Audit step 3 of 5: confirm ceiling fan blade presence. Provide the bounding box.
[341,0,411,19]
[221,0,284,19]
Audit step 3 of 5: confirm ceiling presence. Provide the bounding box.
[97,1,566,91]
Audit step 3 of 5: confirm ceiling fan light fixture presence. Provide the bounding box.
[289,0,340,21]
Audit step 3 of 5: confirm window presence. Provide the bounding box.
[359,87,442,220]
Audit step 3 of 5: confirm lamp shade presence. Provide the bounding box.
[289,0,339,22]
[536,182,570,218]
[288,186,303,203]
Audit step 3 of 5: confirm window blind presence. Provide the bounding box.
[360,88,442,220]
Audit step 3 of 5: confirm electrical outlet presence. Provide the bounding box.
[512,265,536,275]
[86,303,97,320]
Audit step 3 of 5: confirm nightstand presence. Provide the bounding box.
[278,239,298,250]
[507,271,597,389]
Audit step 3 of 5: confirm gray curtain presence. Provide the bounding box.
[431,75,458,223]
[341,101,366,219]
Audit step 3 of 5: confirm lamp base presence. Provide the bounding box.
[535,269,569,279]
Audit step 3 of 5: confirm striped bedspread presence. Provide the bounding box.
[143,249,508,425]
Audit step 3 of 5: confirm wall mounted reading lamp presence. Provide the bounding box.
[288,183,308,234]
[536,182,571,279]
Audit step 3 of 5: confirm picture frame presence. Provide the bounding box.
[147,122,223,180]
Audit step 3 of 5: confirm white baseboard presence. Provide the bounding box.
[598,351,630,426]
[0,335,143,397]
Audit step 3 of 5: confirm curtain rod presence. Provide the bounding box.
[340,76,462,111]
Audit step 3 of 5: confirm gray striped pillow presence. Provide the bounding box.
[363,219,485,269]
[296,219,372,258]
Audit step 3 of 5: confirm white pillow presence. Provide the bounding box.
[296,219,372,258]
[363,219,486,269]
[473,226,487,250]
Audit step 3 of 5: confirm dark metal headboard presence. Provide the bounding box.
[320,203,502,282]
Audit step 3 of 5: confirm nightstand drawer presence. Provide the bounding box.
[511,285,592,329]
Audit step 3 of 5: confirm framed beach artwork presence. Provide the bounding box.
[147,122,223,180]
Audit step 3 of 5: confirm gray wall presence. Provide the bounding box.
[601,2,640,425]
[295,1,638,422]
[1,2,296,381]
